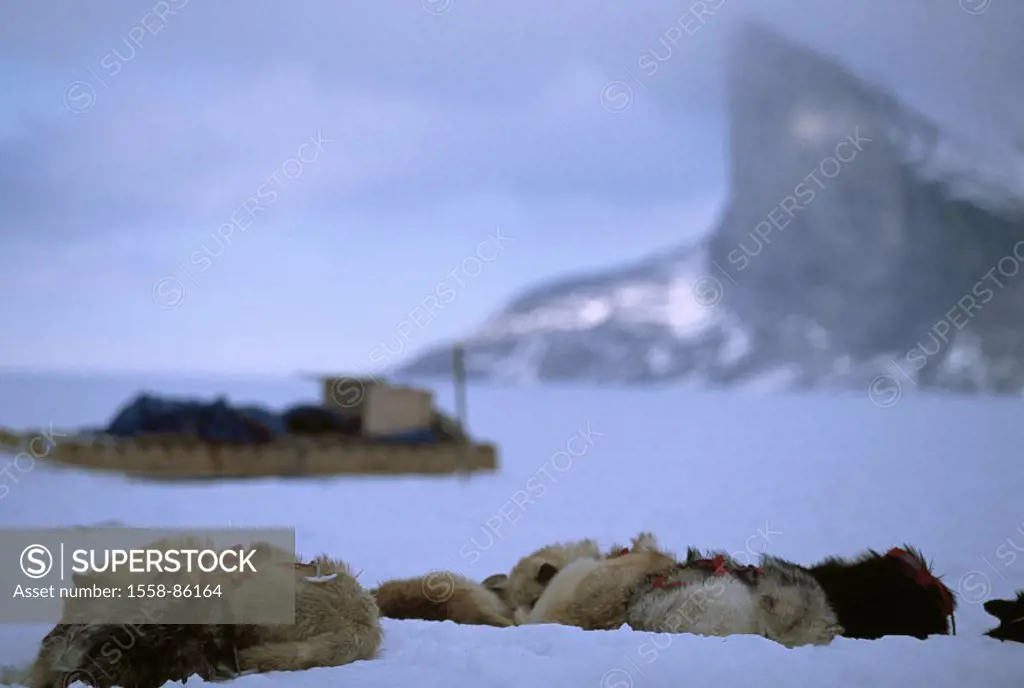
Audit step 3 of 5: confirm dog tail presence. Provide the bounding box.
[372,577,514,627]
[372,578,450,621]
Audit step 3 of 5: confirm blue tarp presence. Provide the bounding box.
[104,394,284,443]
[102,393,438,445]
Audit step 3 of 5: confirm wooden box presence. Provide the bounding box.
[319,375,384,416]
[363,385,434,436]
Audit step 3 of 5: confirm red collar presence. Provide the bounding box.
[886,548,954,617]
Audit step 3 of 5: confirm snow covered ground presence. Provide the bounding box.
[0,375,1022,686]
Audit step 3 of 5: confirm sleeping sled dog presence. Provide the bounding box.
[21,538,381,688]
[517,533,842,647]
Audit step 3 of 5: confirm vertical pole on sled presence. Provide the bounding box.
[453,343,469,479]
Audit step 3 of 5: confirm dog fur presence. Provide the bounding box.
[209,546,383,673]
[519,534,842,647]
[524,548,680,630]
[806,546,955,639]
[627,548,841,647]
[505,538,603,620]
[371,572,514,627]
[20,621,249,688]
[504,532,673,626]
[983,590,1024,643]
[515,532,675,630]
[23,536,250,688]
[24,538,381,685]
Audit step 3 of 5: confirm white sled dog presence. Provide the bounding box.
[519,533,842,647]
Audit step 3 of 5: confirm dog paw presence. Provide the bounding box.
[209,663,258,682]
[807,624,843,645]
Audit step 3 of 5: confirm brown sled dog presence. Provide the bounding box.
[23,538,381,686]
[502,532,673,623]
[520,534,842,647]
[504,537,605,621]
[523,549,679,630]
[513,532,675,629]
[372,571,514,627]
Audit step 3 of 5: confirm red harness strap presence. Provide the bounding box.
[615,548,764,592]
[886,548,955,620]
[650,572,689,591]
[649,555,762,591]
[695,555,729,575]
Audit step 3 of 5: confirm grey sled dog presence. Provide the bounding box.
[520,533,843,647]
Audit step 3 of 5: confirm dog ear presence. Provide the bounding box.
[984,598,1017,620]
[535,563,559,585]
[631,532,658,552]
[482,573,508,592]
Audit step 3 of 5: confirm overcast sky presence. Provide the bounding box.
[0,0,1020,374]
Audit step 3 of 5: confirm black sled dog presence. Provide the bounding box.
[803,545,955,639]
[983,590,1024,643]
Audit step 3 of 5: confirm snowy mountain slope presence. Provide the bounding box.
[399,23,1024,393]
[1,379,1024,686]
[401,242,758,385]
